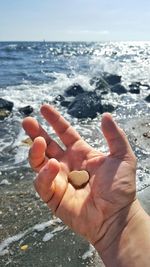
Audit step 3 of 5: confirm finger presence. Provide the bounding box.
[22,117,51,143]
[101,113,135,158]
[46,170,69,214]
[22,117,64,158]
[40,104,81,147]
[34,158,60,203]
[29,137,48,172]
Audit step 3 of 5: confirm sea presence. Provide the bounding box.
[0,41,150,266]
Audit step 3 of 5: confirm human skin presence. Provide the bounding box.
[22,104,150,267]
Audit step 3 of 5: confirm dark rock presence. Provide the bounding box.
[129,82,141,94]
[145,94,150,103]
[90,73,121,92]
[100,91,108,95]
[0,110,11,120]
[103,74,121,85]
[90,76,109,91]
[54,95,72,107]
[0,98,14,111]
[65,83,85,97]
[128,81,150,90]
[102,104,116,113]
[111,84,127,95]
[19,105,33,116]
[89,76,97,86]
[129,88,140,94]
[143,132,150,138]
[140,83,150,90]
[129,81,150,92]
[61,100,72,107]
[54,95,65,103]
[68,91,103,119]
[129,82,141,88]
[0,98,14,120]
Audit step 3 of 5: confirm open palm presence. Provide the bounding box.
[22,104,137,245]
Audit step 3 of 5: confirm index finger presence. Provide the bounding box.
[29,136,48,172]
[22,117,52,143]
[40,104,81,147]
[22,117,64,159]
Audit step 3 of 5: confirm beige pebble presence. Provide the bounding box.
[21,137,33,146]
[20,244,28,251]
[68,170,89,188]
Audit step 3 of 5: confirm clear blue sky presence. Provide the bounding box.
[0,0,150,41]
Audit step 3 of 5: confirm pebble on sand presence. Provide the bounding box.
[20,245,28,251]
[21,137,33,146]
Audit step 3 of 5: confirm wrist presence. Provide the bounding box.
[94,199,150,267]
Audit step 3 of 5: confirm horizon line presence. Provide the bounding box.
[0,40,150,43]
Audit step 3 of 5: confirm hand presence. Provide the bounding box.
[22,104,137,249]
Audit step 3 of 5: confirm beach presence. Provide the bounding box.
[0,41,150,266]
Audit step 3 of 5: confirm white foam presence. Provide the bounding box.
[0,72,92,111]
[33,221,54,232]
[42,225,65,242]
[82,244,95,260]
[51,225,64,234]
[42,233,54,242]
[0,249,9,256]
[0,218,62,256]
[0,179,11,185]
[33,218,62,232]
[0,232,26,256]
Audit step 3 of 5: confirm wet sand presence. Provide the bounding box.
[0,116,150,267]
[0,169,104,266]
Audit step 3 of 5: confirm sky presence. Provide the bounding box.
[0,0,150,41]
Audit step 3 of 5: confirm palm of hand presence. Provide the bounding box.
[53,139,135,243]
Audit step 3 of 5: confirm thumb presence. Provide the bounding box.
[101,113,134,158]
[34,158,60,203]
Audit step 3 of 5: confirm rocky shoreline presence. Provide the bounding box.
[1,73,150,120]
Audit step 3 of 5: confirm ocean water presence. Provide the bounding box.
[0,42,150,266]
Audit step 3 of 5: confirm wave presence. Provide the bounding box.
[0,42,95,56]
[0,42,36,53]
[0,55,21,61]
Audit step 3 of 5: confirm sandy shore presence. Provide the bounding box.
[0,115,150,267]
